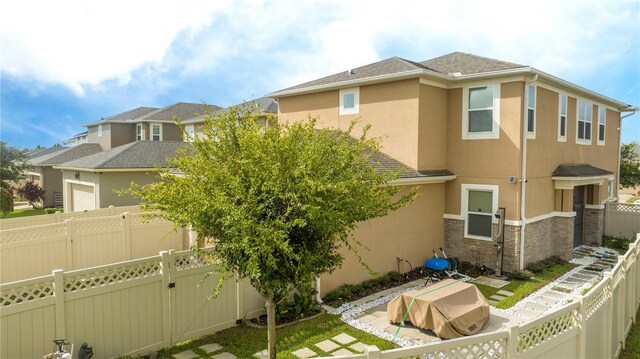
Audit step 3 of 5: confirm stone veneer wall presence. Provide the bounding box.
[583,207,604,246]
[522,216,574,267]
[443,219,520,274]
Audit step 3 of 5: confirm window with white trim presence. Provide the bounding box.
[136,124,142,141]
[576,100,592,144]
[608,178,613,199]
[598,106,606,145]
[462,184,498,240]
[558,94,567,142]
[151,123,162,141]
[463,85,500,139]
[98,124,103,137]
[339,88,359,115]
[526,84,536,138]
[184,124,195,142]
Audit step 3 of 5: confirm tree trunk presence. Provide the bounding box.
[265,296,277,359]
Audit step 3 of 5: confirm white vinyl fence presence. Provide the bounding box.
[1,212,186,283]
[0,205,140,230]
[0,249,265,359]
[606,202,640,240]
[331,235,640,359]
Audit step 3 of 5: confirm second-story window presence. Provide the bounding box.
[463,85,500,140]
[136,124,142,141]
[527,84,536,138]
[98,124,103,137]
[184,124,195,142]
[339,88,359,115]
[577,100,592,144]
[151,123,162,141]
[598,106,606,145]
[558,94,567,142]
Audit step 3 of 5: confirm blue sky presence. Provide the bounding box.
[1,0,639,149]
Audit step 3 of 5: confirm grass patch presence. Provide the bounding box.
[474,261,576,309]
[322,271,406,307]
[1,208,46,218]
[602,235,634,254]
[621,312,640,359]
[625,197,640,203]
[157,313,396,358]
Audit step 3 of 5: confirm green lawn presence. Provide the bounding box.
[474,262,577,309]
[157,313,396,358]
[621,312,640,358]
[1,207,46,218]
[626,197,640,203]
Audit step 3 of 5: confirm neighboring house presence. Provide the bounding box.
[269,52,636,293]
[26,144,103,207]
[84,107,159,150]
[133,102,219,142]
[62,131,88,146]
[53,141,188,212]
[182,97,276,140]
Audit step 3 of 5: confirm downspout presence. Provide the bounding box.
[520,74,538,270]
[315,276,323,305]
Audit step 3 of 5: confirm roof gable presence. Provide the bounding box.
[136,102,222,123]
[420,52,525,75]
[29,143,103,165]
[84,107,159,127]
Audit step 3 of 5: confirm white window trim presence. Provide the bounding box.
[461,184,499,241]
[607,177,614,200]
[136,124,142,141]
[526,84,536,139]
[576,100,592,145]
[339,87,359,115]
[184,124,195,142]
[98,124,103,137]
[558,93,567,142]
[462,84,501,140]
[151,122,162,141]
[597,105,606,146]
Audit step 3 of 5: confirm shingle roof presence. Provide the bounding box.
[135,102,222,123]
[271,52,527,94]
[420,52,525,75]
[26,146,68,159]
[182,98,277,124]
[83,107,159,126]
[56,141,189,170]
[28,144,103,165]
[369,151,454,179]
[552,164,613,177]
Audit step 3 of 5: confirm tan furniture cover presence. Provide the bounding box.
[387,279,490,339]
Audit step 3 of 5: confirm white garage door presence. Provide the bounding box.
[71,183,96,212]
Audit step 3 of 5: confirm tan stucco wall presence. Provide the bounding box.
[41,167,63,207]
[525,85,620,216]
[278,79,421,168]
[162,123,183,141]
[418,84,447,170]
[444,82,524,221]
[98,172,157,207]
[110,123,136,148]
[87,124,112,149]
[319,183,445,296]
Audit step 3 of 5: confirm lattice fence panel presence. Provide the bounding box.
[0,280,55,307]
[613,203,640,213]
[405,338,507,359]
[130,212,167,226]
[586,283,610,318]
[64,261,161,293]
[0,223,66,245]
[75,217,123,233]
[517,309,578,353]
[174,250,215,271]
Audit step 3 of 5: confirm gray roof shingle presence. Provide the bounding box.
[369,151,454,179]
[552,164,613,177]
[26,146,68,159]
[28,144,103,165]
[420,52,525,75]
[84,107,159,126]
[135,102,222,123]
[182,98,277,124]
[56,141,189,170]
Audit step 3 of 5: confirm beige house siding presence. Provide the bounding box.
[87,124,112,149]
[162,123,183,141]
[278,79,421,168]
[109,123,136,148]
[98,172,156,207]
[320,184,445,295]
[418,84,447,170]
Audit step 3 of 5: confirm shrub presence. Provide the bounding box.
[0,188,14,217]
[458,261,472,271]
[44,208,61,214]
[17,180,45,208]
[526,262,546,274]
[510,270,533,281]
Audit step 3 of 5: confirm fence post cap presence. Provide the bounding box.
[364,345,380,353]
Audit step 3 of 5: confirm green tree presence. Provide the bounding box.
[620,141,640,189]
[127,107,416,358]
[0,141,28,190]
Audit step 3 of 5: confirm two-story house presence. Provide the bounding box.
[84,107,159,149]
[269,52,635,294]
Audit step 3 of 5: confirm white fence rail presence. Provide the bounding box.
[1,212,185,283]
[0,205,140,230]
[0,249,265,358]
[339,234,640,359]
[606,202,640,239]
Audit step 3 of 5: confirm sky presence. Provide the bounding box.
[1,0,639,149]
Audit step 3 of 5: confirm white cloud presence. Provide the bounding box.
[1,0,638,97]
